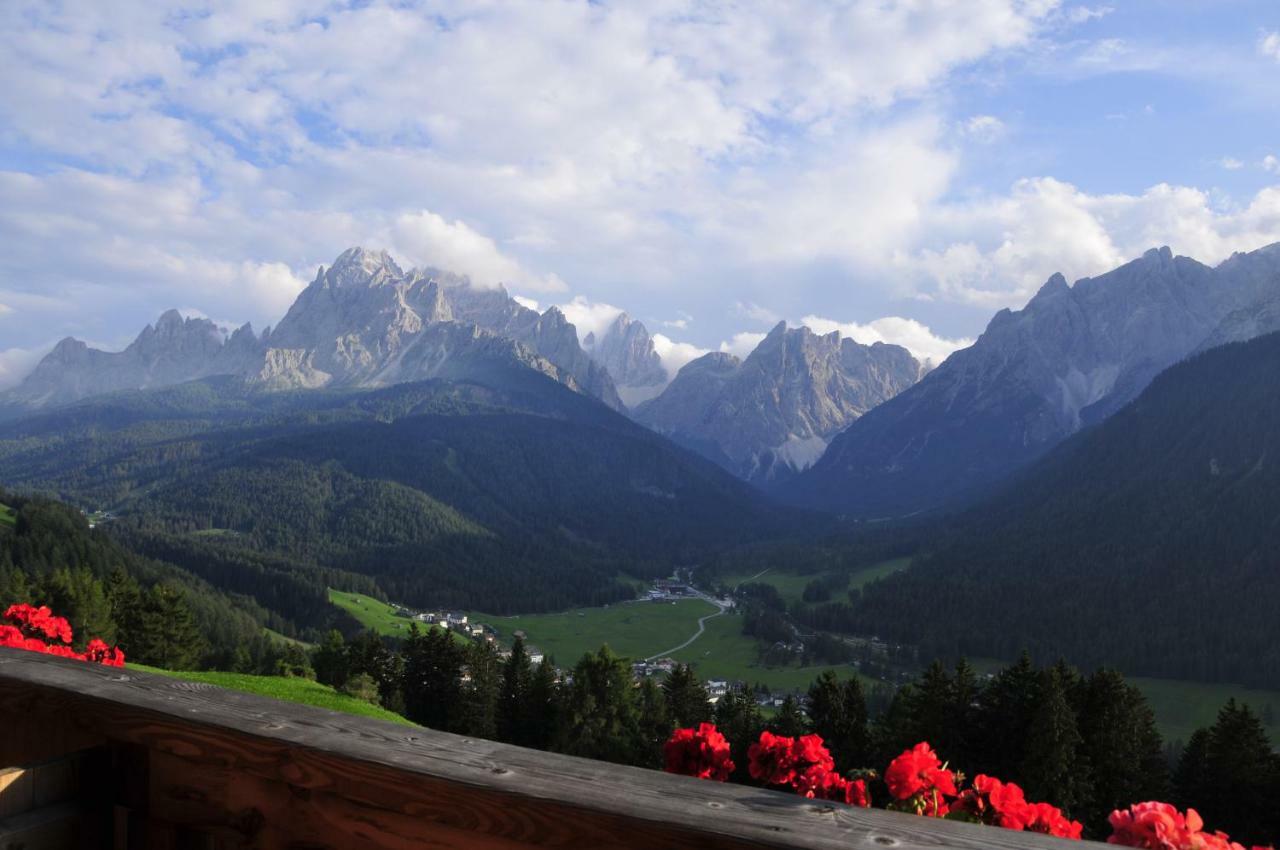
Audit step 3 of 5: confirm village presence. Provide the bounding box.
[369,576,860,713]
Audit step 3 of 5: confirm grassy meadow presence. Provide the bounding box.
[131,664,416,725]
[716,557,911,605]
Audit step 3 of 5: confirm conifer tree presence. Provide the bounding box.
[1020,668,1089,816]
[312,629,350,688]
[132,584,205,669]
[806,671,870,773]
[497,637,532,745]
[460,641,501,739]
[769,694,807,738]
[557,647,642,765]
[662,663,711,728]
[525,657,560,751]
[1196,700,1280,844]
[946,658,981,768]
[973,651,1040,779]
[714,689,766,784]
[402,626,464,731]
[1076,669,1168,833]
[636,677,672,768]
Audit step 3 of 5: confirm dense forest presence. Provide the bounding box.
[0,491,324,671]
[831,332,1280,689]
[0,374,809,616]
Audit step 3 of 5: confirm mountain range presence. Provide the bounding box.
[634,322,920,483]
[843,329,1280,688]
[5,242,1280,517]
[4,247,623,414]
[781,243,1280,516]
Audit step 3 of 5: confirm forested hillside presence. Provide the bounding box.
[0,371,803,618]
[0,491,291,667]
[843,332,1280,688]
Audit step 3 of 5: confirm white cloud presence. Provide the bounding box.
[800,315,973,367]
[734,302,781,324]
[0,344,51,391]
[1060,5,1113,24]
[1218,157,1244,170]
[1264,155,1280,174]
[0,303,11,316]
[0,0,1064,358]
[651,333,710,378]
[961,115,1006,143]
[662,314,691,330]
[392,210,566,293]
[1260,30,1280,61]
[719,332,767,359]
[901,178,1280,307]
[512,295,541,312]
[556,296,626,345]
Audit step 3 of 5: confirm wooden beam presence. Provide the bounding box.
[0,650,1103,849]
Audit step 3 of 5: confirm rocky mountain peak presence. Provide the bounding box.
[585,311,667,397]
[636,324,919,483]
[323,247,403,288]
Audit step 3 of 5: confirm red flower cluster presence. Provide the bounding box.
[663,728,1274,847]
[950,773,1082,838]
[884,742,957,816]
[663,722,734,781]
[1108,802,1273,850]
[0,604,125,667]
[664,725,873,808]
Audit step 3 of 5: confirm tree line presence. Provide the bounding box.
[307,628,1280,845]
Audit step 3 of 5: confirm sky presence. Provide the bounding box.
[2,0,1280,386]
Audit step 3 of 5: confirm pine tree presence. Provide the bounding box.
[41,568,115,646]
[133,584,205,670]
[806,671,870,773]
[1020,668,1089,816]
[714,689,766,784]
[662,663,711,728]
[636,677,671,768]
[913,661,954,755]
[1076,669,1168,833]
[769,695,807,738]
[459,641,501,739]
[312,629,350,688]
[556,647,642,765]
[402,626,464,731]
[1173,728,1211,815]
[497,637,532,745]
[872,682,921,766]
[1195,700,1280,844]
[947,658,981,769]
[525,657,560,751]
[973,652,1040,779]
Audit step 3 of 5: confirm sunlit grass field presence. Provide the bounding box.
[131,664,416,725]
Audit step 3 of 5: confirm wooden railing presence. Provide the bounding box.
[0,648,1104,849]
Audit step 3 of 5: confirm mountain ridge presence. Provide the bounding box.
[780,242,1280,516]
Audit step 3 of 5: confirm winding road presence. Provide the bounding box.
[643,595,727,662]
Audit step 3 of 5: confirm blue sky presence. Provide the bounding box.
[2,0,1279,384]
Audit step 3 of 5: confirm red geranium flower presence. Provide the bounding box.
[748,731,801,786]
[885,742,958,816]
[663,723,734,781]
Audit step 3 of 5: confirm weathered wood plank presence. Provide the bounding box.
[0,649,1104,849]
[0,800,82,849]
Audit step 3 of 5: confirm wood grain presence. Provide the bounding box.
[0,649,1104,849]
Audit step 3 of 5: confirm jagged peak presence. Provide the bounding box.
[325,246,403,286]
[764,320,789,338]
[50,336,88,355]
[1029,272,1070,305]
[1141,245,1174,265]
